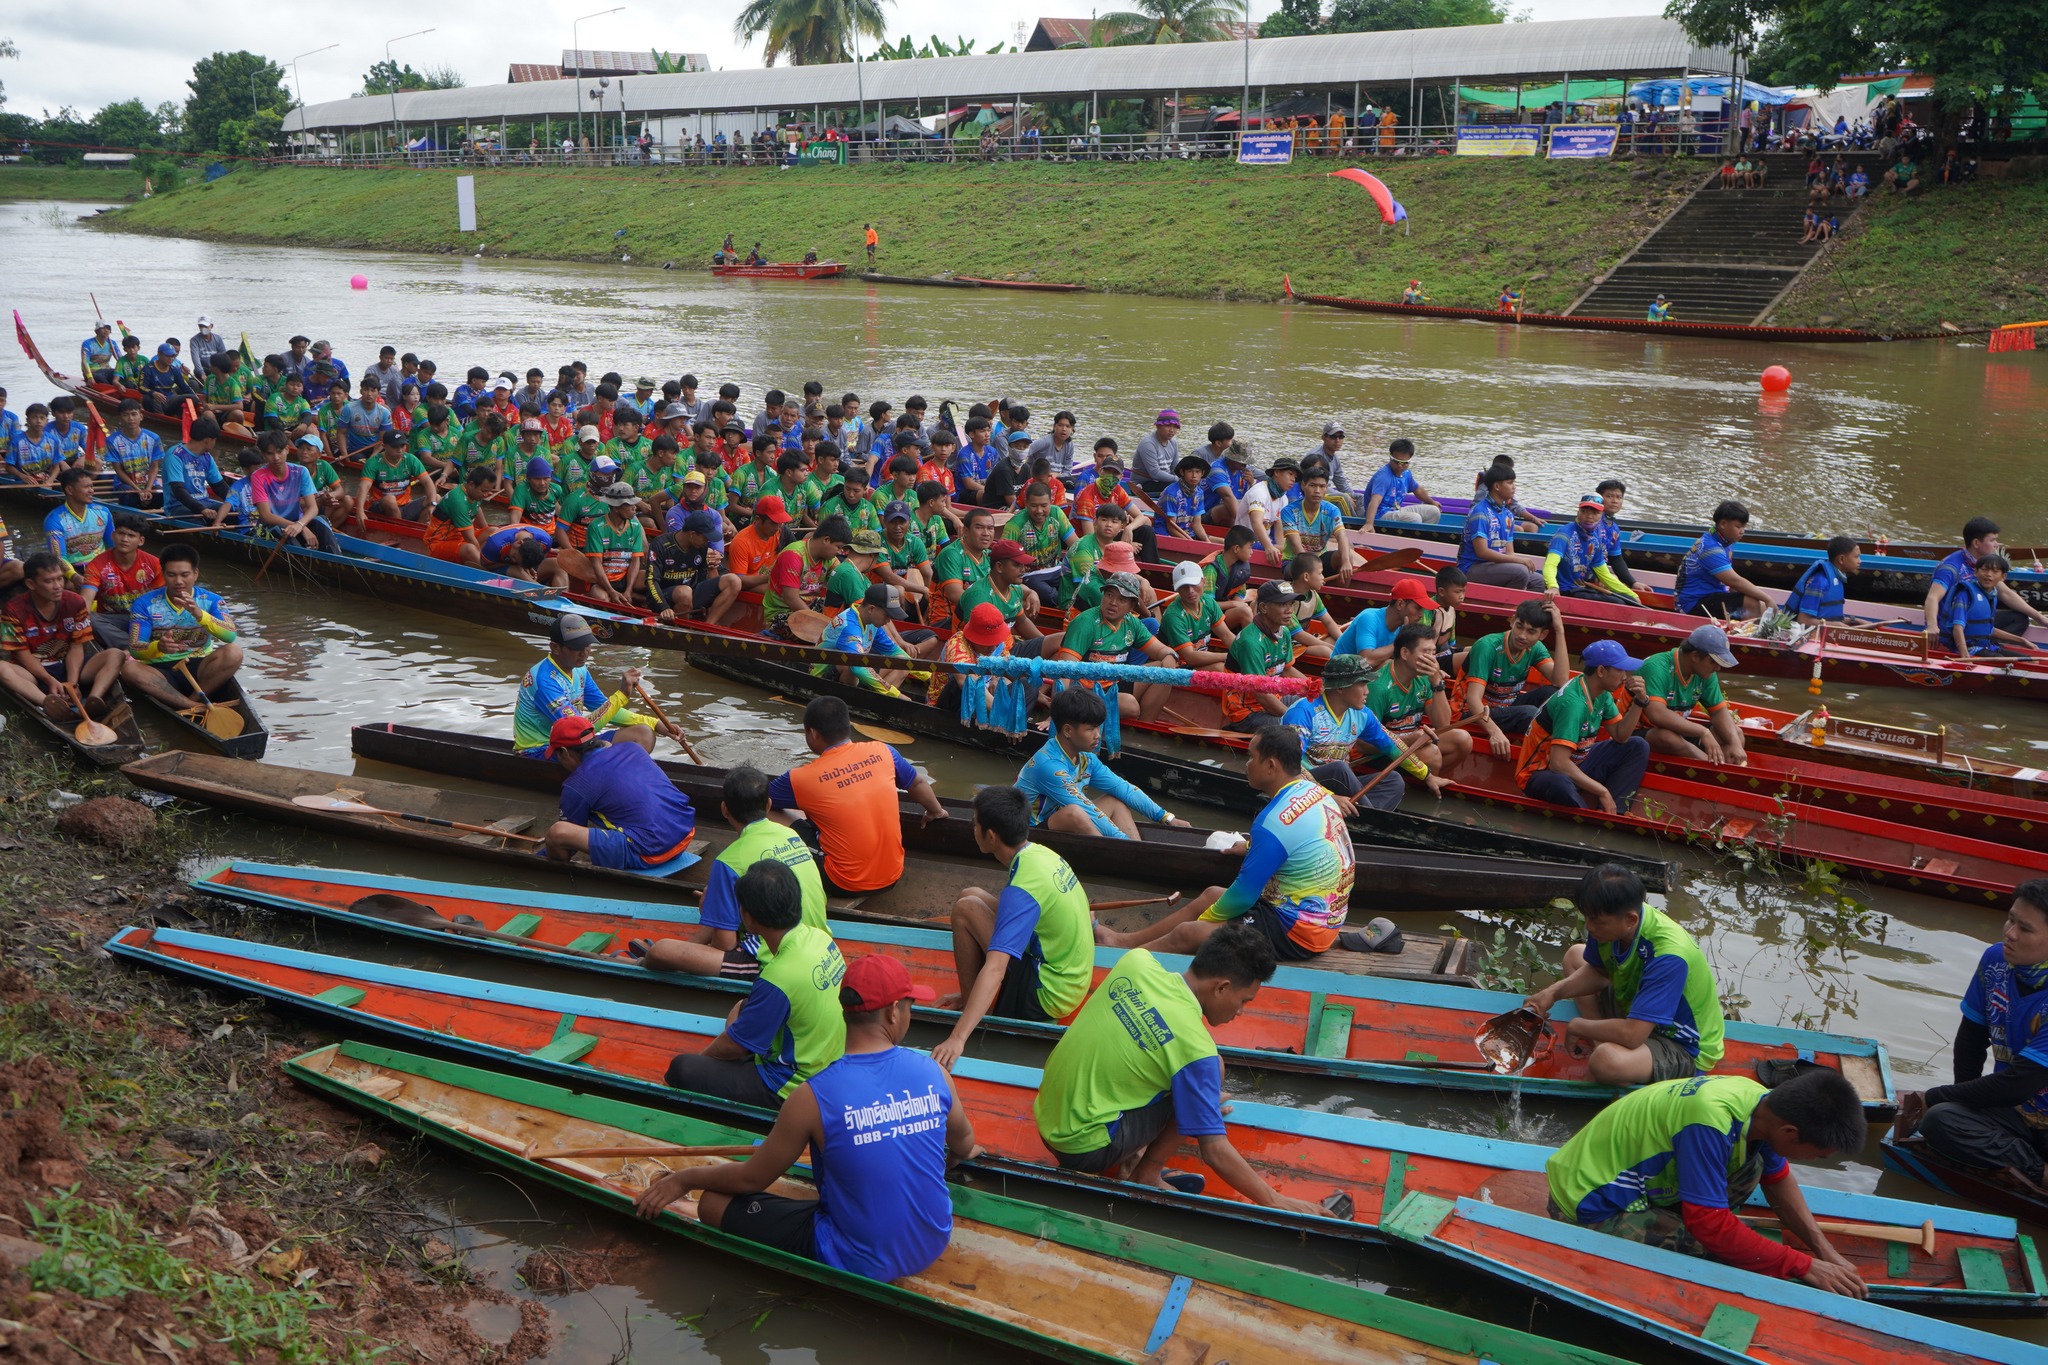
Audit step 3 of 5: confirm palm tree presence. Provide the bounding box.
[1093,0,1239,45]
[734,0,891,66]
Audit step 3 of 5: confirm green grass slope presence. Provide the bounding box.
[0,165,147,200]
[101,159,1705,311]
[1771,174,2048,331]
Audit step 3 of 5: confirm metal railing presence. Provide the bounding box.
[277,120,1731,171]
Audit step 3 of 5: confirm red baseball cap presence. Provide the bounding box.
[990,538,1034,566]
[1390,578,1438,608]
[840,954,935,1011]
[754,493,793,524]
[544,714,596,757]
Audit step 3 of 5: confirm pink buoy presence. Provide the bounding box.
[1759,365,1792,392]
[349,274,369,291]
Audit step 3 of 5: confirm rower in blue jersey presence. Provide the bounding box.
[632,952,975,1282]
[512,612,667,757]
[43,468,115,572]
[1787,536,1859,625]
[1544,494,1640,605]
[1015,686,1189,839]
[1673,500,1774,619]
[817,581,938,693]
[1893,880,2048,1192]
[1921,516,2048,646]
[1278,652,1413,811]
[542,714,696,871]
[1458,465,1542,591]
[1941,555,2033,656]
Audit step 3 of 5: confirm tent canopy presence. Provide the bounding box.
[1629,77,1798,107]
[1460,79,1626,107]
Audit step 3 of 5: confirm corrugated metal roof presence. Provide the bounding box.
[506,64,562,84]
[287,16,1731,130]
[1025,16,1253,49]
[559,49,707,74]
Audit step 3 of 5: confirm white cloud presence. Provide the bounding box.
[2,0,1663,121]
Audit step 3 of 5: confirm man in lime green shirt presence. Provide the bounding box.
[1524,863,1725,1084]
[1634,623,1748,766]
[1545,1070,1868,1297]
[664,858,846,1108]
[1032,925,1323,1214]
[934,786,1096,1070]
[639,765,827,979]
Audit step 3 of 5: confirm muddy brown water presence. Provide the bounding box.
[7,199,2047,1355]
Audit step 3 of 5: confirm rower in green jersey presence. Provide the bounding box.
[1545,1070,1870,1298]
[1363,623,1469,793]
[1156,559,1231,668]
[1524,864,1727,1083]
[634,765,828,980]
[958,539,1047,649]
[933,786,1096,1069]
[409,405,462,481]
[662,860,846,1108]
[1031,926,1324,1214]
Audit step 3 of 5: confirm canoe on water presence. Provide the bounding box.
[709,261,847,279]
[1882,1133,2048,1231]
[131,671,271,760]
[110,925,2047,1356]
[345,721,1619,919]
[128,751,1472,984]
[190,860,1898,1112]
[287,1039,1638,1365]
[1,680,149,768]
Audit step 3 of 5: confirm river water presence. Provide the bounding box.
[7,198,2048,1357]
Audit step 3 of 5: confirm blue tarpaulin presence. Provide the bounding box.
[1629,78,1799,108]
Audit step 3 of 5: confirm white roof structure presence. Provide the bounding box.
[287,16,1731,130]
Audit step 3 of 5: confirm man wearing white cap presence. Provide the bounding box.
[1632,625,1749,766]
[188,316,228,372]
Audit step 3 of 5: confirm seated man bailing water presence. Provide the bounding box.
[661,859,846,1108]
[1891,879,2048,1198]
[1522,863,1725,1085]
[633,953,975,1283]
[631,764,828,980]
[1095,726,1356,962]
[1546,1067,1869,1298]
[542,714,697,872]
[931,785,1097,1070]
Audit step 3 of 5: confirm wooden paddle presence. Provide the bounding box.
[1354,715,1486,797]
[251,525,293,586]
[290,793,546,843]
[768,695,915,746]
[344,893,611,959]
[173,660,244,740]
[532,1143,763,1160]
[1357,546,1427,574]
[635,682,704,765]
[1738,1213,1936,1255]
[1088,892,1182,913]
[786,609,831,646]
[63,684,119,747]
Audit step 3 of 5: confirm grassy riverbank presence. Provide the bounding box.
[0,723,547,1363]
[102,159,1706,311]
[0,166,147,201]
[1770,174,2048,330]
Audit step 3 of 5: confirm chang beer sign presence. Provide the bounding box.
[799,141,847,166]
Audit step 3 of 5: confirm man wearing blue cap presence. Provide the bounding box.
[1634,624,1748,766]
[137,343,198,416]
[1514,639,1650,814]
[648,508,743,626]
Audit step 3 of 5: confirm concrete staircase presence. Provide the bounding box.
[1570,152,1883,324]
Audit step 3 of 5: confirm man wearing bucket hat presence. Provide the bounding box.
[1632,624,1749,766]
[931,601,1014,710]
[542,712,697,872]
[633,951,976,1283]
[1054,570,1179,725]
[513,611,667,757]
[1280,653,1416,812]
[1513,639,1651,814]
[1066,537,1157,618]
[1237,455,1299,565]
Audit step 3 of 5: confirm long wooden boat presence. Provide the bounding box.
[953,276,1086,292]
[1152,533,2048,700]
[1730,702,2047,801]
[709,261,847,279]
[13,313,256,447]
[1283,278,1964,345]
[289,1040,1639,1365]
[131,671,270,760]
[1881,1134,2048,1230]
[192,860,1898,1110]
[347,722,1612,917]
[130,751,1472,981]
[0,680,149,768]
[857,272,982,288]
[109,924,2045,1340]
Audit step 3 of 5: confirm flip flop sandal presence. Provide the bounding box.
[614,938,653,961]
[1754,1057,1829,1087]
[1161,1170,1206,1195]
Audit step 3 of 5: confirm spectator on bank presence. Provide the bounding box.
[1816,213,1838,242]
[1719,159,1738,189]
[1746,157,1766,189]
[1845,167,1869,199]
[1799,209,1821,244]
[1883,156,1920,194]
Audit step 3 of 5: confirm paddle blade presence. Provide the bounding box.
[853,722,915,745]
[199,706,245,739]
[292,793,381,813]
[1360,546,1427,574]
[346,893,447,927]
[72,717,121,746]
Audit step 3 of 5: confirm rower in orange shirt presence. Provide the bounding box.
[769,696,947,895]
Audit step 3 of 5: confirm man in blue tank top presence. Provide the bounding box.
[634,953,979,1282]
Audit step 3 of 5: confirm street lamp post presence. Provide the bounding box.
[1242,0,1253,141]
[573,8,626,148]
[385,28,435,155]
[288,44,339,114]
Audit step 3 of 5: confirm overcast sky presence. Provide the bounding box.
[2,0,1663,118]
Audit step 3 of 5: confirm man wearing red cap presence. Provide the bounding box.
[723,496,792,601]
[543,714,697,871]
[958,539,1047,654]
[930,602,1012,711]
[1329,576,1437,668]
[634,952,977,1282]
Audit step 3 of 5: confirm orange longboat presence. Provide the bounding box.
[106,923,2047,1360]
